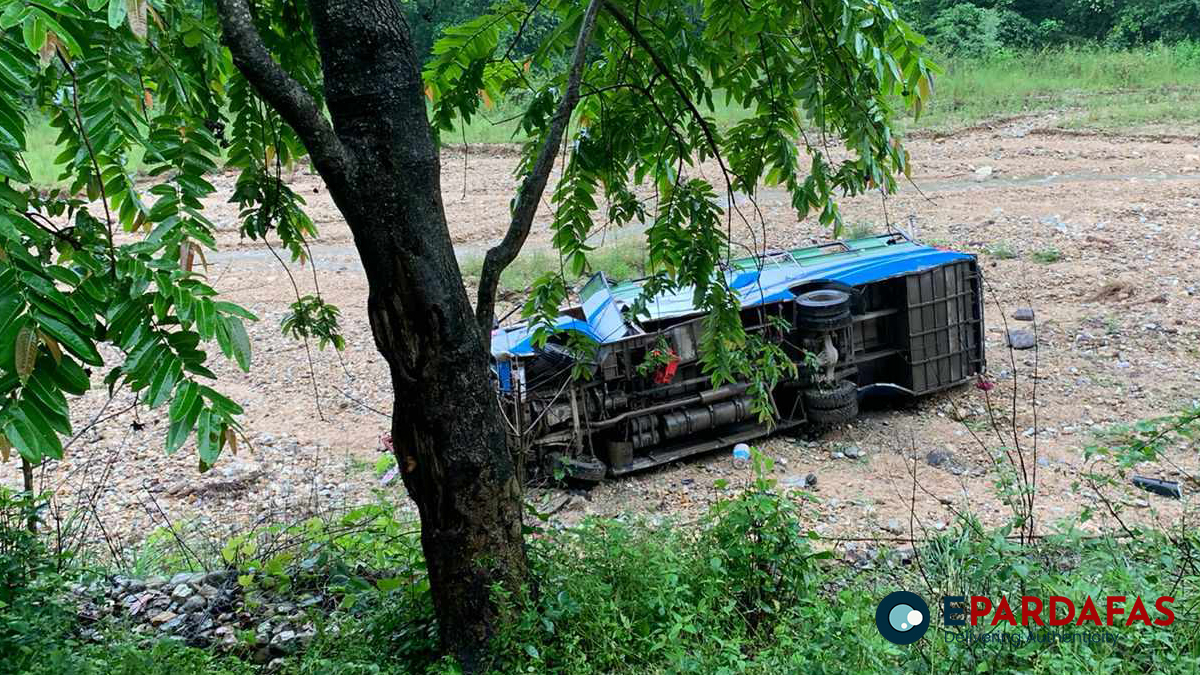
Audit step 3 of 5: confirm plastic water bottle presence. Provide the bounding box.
[731,443,751,469]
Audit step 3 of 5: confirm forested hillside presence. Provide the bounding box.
[400,0,1200,64]
[898,0,1200,55]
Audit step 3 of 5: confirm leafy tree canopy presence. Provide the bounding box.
[0,0,933,471]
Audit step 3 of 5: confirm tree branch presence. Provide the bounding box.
[601,1,725,179]
[601,0,763,258]
[474,0,604,335]
[213,0,353,187]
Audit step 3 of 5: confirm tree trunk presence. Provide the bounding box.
[304,1,528,668]
[217,0,528,664]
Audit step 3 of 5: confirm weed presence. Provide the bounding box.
[985,241,1018,259]
[1032,247,1064,263]
[460,236,647,294]
[844,220,878,240]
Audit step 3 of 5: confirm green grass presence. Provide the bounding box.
[23,120,63,188]
[843,219,879,240]
[24,116,148,189]
[984,241,1018,259]
[18,43,1200,190]
[1032,247,1064,263]
[901,41,1200,132]
[445,42,1200,144]
[8,463,1200,675]
[460,234,648,293]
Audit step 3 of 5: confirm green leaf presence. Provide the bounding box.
[24,374,71,436]
[11,404,61,460]
[0,293,23,335]
[196,407,223,466]
[107,0,127,30]
[21,15,46,55]
[376,577,404,593]
[199,385,243,415]
[3,417,42,464]
[28,8,82,58]
[46,353,90,395]
[214,301,257,321]
[222,316,251,371]
[33,313,102,366]
[166,380,201,453]
[146,357,181,409]
[182,29,203,48]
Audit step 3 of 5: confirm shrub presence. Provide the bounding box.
[929,5,1003,58]
[1031,247,1063,263]
[0,489,83,675]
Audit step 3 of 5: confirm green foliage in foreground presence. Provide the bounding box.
[6,457,1200,675]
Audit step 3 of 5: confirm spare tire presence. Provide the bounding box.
[807,399,859,425]
[795,312,852,332]
[796,289,851,318]
[803,380,858,410]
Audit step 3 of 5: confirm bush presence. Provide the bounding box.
[928,5,1003,58]
[7,434,1200,674]
[1107,0,1200,47]
[483,451,896,674]
[0,490,83,675]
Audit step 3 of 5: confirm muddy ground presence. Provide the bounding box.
[7,113,1200,556]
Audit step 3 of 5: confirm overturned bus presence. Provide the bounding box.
[490,233,985,481]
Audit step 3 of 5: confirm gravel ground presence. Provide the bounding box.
[7,113,1200,554]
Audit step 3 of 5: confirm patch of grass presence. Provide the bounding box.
[447,43,1200,147]
[843,219,879,240]
[897,42,1200,133]
[984,241,1018,259]
[23,119,63,189]
[18,44,1200,191]
[1031,247,1064,263]
[23,116,148,190]
[373,454,397,478]
[460,235,647,294]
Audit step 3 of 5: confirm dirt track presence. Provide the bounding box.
[8,113,1200,551]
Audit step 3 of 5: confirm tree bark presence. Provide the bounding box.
[216,0,528,669]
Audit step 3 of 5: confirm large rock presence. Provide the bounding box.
[273,629,299,654]
[926,450,953,467]
[1006,329,1036,350]
[182,595,207,612]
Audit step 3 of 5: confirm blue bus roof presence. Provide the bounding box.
[490,234,974,357]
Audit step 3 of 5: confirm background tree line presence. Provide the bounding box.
[891,0,1200,55]
[402,0,1200,66]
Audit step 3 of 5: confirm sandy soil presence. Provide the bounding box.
[8,113,1200,553]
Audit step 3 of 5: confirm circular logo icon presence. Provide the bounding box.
[875,591,930,645]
